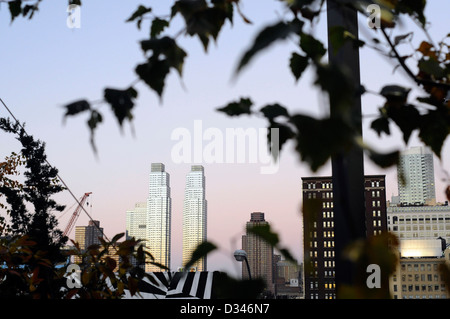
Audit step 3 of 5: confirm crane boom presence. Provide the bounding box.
[63,192,92,237]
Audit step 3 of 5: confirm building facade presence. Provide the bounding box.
[390,247,450,299]
[242,212,274,294]
[301,175,387,299]
[398,146,436,206]
[146,163,172,272]
[126,202,147,268]
[182,165,207,271]
[74,220,104,263]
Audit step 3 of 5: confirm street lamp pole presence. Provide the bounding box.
[234,249,252,280]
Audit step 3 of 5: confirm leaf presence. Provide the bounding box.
[150,18,169,38]
[236,21,300,74]
[370,116,391,137]
[300,32,326,61]
[289,52,309,82]
[290,115,354,172]
[367,149,399,168]
[135,59,171,97]
[328,26,364,55]
[111,232,125,244]
[8,0,22,23]
[267,121,295,157]
[87,109,102,153]
[418,58,445,79]
[63,100,91,119]
[385,104,421,144]
[184,241,217,270]
[104,88,137,127]
[140,37,187,76]
[380,85,410,103]
[216,98,253,116]
[418,110,449,158]
[259,103,289,120]
[394,32,413,46]
[126,5,152,27]
[247,224,279,247]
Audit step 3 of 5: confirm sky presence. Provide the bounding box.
[0,1,449,278]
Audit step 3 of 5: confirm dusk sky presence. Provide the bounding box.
[0,1,449,278]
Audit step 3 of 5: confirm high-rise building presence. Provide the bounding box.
[241,212,274,294]
[301,175,387,299]
[182,165,207,271]
[398,146,436,206]
[74,220,104,263]
[146,163,172,272]
[126,202,147,241]
[126,202,147,268]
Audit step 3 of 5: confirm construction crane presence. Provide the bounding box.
[63,192,92,237]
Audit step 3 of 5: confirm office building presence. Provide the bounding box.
[74,220,104,263]
[301,175,387,299]
[146,163,172,272]
[182,165,207,271]
[126,202,147,268]
[398,146,436,206]
[390,242,450,299]
[241,212,274,294]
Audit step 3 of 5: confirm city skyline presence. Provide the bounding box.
[0,1,449,280]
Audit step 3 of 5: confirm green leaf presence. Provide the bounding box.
[290,115,354,172]
[247,224,279,247]
[418,58,446,79]
[328,26,364,55]
[150,18,169,38]
[135,59,171,97]
[380,85,410,105]
[418,110,449,158]
[236,21,300,74]
[184,241,217,270]
[289,52,309,82]
[216,98,253,116]
[300,32,326,61]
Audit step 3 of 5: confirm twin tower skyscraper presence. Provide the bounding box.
[126,163,207,272]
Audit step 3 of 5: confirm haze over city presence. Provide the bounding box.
[0,0,449,280]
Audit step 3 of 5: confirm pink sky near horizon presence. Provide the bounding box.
[0,1,449,278]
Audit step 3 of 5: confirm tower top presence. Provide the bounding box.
[151,163,165,172]
[250,212,265,222]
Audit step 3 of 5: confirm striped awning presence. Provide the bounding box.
[124,271,215,299]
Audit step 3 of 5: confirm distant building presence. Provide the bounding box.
[74,220,104,263]
[182,165,207,271]
[126,202,147,268]
[241,212,274,294]
[147,163,172,272]
[387,203,450,243]
[301,175,387,299]
[398,146,436,206]
[390,244,450,299]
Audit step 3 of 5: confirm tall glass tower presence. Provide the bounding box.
[146,163,171,272]
[182,165,207,271]
[398,146,436,206]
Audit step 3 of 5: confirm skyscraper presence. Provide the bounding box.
[398,146,436,206]
[241,212,274,293]
[126,202,147,268]
[301,175,387,299]
[182,165,207,271]
[74,220,104,264]
[146,163,172,272]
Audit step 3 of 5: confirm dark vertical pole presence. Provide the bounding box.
[326,0,367,297]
